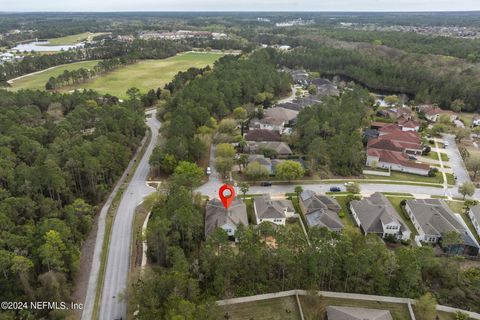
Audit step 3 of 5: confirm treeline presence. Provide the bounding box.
[150,49,291,174]
[130,181,480,319]
[45,56,137,90]
[0,39,189,83]
[0,89,146,319]
[318,28,480,62]
[277,44,480,111]
[293,87,371,176]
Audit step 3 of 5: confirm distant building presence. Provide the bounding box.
[418,104,457,122]
[205,197,248,240]
[350,193,411,240]
[253,194,295,226]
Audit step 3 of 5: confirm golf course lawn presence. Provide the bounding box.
[9,60,100,91]
[9,52,223,98]
[69,52,223,98]
[41,32,108,46]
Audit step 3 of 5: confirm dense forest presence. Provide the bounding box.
[315,29,480,61]
[130,180,480,319]
[150,49,291,174]
[293,87,371,176]
[0,89,146,319]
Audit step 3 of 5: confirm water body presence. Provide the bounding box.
[12,41,84,52]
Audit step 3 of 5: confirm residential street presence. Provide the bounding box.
[441,134,471,185]
[82,109,161,320]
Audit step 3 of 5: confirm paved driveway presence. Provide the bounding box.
[441,134,471,185]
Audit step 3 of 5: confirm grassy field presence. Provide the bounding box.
[41,32,107,46]
[9,60,100,91]
[62,52,222,98]
[9,52,223,98]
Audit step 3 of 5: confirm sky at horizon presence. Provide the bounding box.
[2,0,480,12]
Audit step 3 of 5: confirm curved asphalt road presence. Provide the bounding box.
[82,109,160,320]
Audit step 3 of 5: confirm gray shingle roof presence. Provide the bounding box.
[406,199,478,248]
[350,193,410,235]
[300,190,344,231]
[205,197,248,237]
[327,306,393,320]
[253,194,293,219]
[470,204,480,222]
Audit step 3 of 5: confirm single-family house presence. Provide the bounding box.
[249,107,298,134]
[419,104,457,122]
[366,125,430,175]
[349,193,411,240]
[468,205,480,237]
[245,141,292,156]
[405,199,479,256]
[366,148,430,176]
[299,190,344,232]
[205,197,248,239]
[253,194,295,226]
[397,114,421,132]
[247,154,273,174]
[326,306,393,320]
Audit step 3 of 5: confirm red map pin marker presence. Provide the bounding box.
[219,184,235,209]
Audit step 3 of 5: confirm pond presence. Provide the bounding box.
[11,41,84,52]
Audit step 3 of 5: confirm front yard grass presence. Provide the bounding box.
[386,196,418,239]
[332,195,356,228]
[446,200,480,243]
[365,171,444,185]
[425,151,449,162]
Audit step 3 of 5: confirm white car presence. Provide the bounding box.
[443,141,449,148]
[206,167,212,175]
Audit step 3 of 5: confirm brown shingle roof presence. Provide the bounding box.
[245,129,282,142]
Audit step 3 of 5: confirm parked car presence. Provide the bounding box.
[206,167,212,175]
[409,155,417,160]
[260,181,272,187]
[329,186,341,192]
[344,181,354,186]
[443,141,449,148]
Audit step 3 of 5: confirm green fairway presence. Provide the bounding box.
[8,52,224,98]
[41,32,108,46]
[9,60,100,91]
[67,52,223,98]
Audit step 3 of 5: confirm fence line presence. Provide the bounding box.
[216,289,480,319]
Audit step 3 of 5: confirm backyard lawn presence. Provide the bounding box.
[220,296,301,320]
[299,295,412,320]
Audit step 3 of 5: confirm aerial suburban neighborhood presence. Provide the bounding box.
[1,5,480,320]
